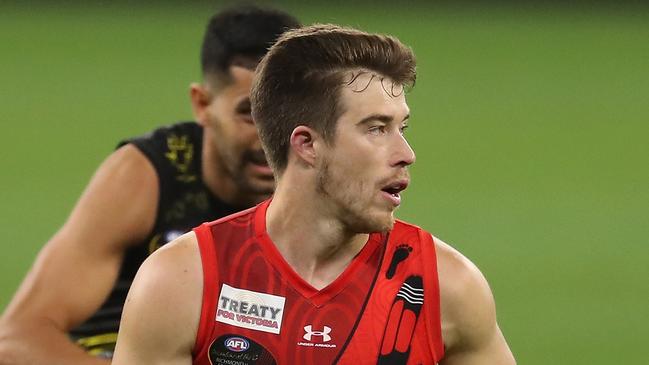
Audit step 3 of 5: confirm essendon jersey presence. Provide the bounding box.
[192,200,444,365]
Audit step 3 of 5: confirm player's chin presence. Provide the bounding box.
[364,210,395,233]
[382,213,396,230]
[246,177,276,196]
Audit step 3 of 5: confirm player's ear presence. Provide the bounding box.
[289,125,318,168]
[190,83,211,126]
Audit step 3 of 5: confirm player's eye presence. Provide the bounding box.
[235,100,253,122]
[368,125,386,135]
[399,124,409,135]
[235,108,253,124]
[236,108,251,117]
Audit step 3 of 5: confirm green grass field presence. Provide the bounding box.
[1,2,647,363]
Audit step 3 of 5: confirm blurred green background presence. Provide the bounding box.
[1,1,647,363]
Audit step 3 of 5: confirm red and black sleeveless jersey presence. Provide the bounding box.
[193,200,444,365]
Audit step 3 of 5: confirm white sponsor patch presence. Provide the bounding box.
[215,283,285,334]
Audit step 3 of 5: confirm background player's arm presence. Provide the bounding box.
[112,233,201,365]
[436,239,516,365]
[0,145,158,365]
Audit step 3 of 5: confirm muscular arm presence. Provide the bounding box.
[0,145,158,365]
[436,239,516,365]
[112,233,202,365]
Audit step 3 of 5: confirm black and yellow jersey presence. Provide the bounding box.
[69,122,239,357]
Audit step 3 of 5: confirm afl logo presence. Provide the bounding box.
[224,337,249,352]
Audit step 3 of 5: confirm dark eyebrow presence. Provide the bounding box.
[356,113,410,126]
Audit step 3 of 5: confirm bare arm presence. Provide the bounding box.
[436,239,516,365]
[112,233,202,365]
[0,145,158,365]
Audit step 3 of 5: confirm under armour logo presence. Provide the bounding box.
[303,325,332,342]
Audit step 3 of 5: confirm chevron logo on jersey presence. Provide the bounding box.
[303,325,332,342]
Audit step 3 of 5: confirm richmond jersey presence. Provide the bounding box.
[192,200,445,365]
[70,122,239,357]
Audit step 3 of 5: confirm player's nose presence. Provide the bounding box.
[392,134,416,167]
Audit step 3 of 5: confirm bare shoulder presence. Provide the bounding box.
[91,143,157,194]
[434,238,494,309]
[127,231,203,309]
[433,237,516,364]
[105,143,155,176]
[63,143,160,250]
[113,232,203,363]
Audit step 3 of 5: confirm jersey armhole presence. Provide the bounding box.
[192,223,219,358]
[420,231,445,361]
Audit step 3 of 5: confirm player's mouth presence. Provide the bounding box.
[247,150,274,177]
[380,179,409,207]
[249,161,273,176]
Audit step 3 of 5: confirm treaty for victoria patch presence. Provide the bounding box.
[216,283,286,335]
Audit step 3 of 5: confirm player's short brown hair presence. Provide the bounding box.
[251,24,416,174]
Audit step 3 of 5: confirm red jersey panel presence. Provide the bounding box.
[192,200,444,365]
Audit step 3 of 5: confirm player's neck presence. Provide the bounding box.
[267,178,369,290]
